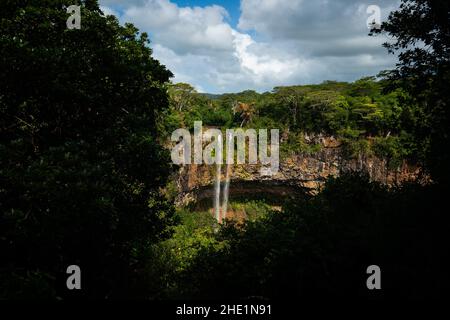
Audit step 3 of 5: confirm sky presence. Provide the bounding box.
[99,0,400,94]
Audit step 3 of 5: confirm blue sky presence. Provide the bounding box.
[104,0,241,26]
[99,0,400,94]
[173,0,241,27]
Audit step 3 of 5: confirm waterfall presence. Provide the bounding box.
[221,164,231,222]
[221,132,233,221]
[214,133,223,223]
[214,161,222,223]
[213,132,233,224]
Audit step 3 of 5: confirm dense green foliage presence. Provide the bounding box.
[1,0,449,301]
[372,0,450,183]
[0,0,174,298]
[149,0,450,300]
[161,175,448,299]
[163,78,420,166]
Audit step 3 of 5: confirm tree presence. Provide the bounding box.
[168,83,197,112]
[372,0,450,183]
[273,86,307,128]
[176,174,450,300]
[0,0,174,298]
[232,102,256,127]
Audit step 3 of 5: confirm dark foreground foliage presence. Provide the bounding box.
[0,0,449,301]
[0,0,174,299]
[171,174,449,300]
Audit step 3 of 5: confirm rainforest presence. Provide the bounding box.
[1,0,449,303]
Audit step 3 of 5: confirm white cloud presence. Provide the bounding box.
[232,31,300,79]
[238,0,398,41]
[99,0,399,93]
[122,0,235,55]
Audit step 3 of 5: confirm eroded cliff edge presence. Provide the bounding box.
[174,135,424,207]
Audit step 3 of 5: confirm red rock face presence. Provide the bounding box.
[174,135,427,208]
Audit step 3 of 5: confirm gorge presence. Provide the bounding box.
[173,134,424,220]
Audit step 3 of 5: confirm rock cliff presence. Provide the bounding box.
[175,135,423,207]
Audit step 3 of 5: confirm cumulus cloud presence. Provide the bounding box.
[99,0,400,93]
[238,0,398,41]
[122,0,235,55]
[238,0,401,59]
